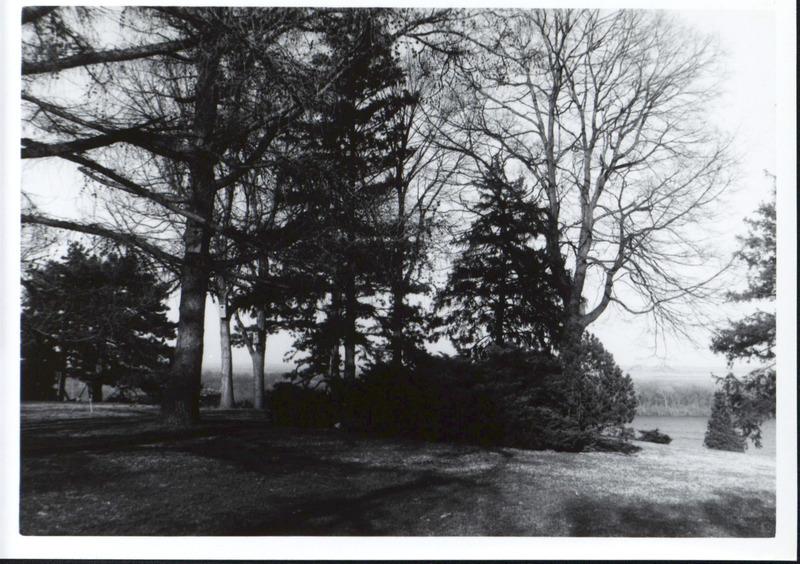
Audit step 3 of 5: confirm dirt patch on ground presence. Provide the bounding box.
[19,403,775,536]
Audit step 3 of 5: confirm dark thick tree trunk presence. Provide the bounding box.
[218,300,235,409]
[158,49,219,427]
[159,221,211,426]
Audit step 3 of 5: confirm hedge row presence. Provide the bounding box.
[269,342,637,452]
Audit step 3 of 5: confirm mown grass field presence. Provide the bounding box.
[19,403,775,537]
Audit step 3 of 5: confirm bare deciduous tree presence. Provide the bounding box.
[443,9,735,342]
[21,7,331,425]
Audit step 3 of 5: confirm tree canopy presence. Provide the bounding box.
[436,156,561,353]
[21,243,175,401]
[708,186,777,449]
[21,8,739,427]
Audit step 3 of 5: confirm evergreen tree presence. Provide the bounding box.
[704,390,746,452]
[276,10,417,380]
[437,157,562,354]
[709,185,776,447]
[21,243,175,401]
[555,333,638,434]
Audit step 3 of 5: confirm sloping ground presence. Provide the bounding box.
[19,403,775,536]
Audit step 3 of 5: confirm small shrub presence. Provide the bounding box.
[637,428,672,444]
[600,426,636,441]
[331,355,493,444]
[586,436,642,454]
[553,333,638,434]
[704,390,746,452]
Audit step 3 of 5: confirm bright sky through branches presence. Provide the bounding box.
[6,6,788,380]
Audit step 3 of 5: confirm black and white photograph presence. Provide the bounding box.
[1,0,796,560]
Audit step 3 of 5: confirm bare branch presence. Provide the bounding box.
[22,37,200,76]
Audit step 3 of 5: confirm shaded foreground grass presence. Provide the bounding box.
[20,403,775,536]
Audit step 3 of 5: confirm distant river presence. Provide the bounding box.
[632,416,776,458]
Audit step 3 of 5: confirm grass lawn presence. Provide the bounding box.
[19,402,775,536]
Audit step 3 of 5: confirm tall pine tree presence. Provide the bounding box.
[708,185,776,448]
[437,157,562,354]
[275,10,417,381]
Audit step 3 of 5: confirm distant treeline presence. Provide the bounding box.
[634,379,715,417]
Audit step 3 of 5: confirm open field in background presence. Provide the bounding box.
[200,369,286,405]
[633,379,716,416]
[633,416,776,458]
[19,403,775,536]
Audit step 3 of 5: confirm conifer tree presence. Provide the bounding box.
[704,390,746,452]
[21,243,175,401]
[276,10,417,380]
[436,157,562,354]
[709,185,776,447]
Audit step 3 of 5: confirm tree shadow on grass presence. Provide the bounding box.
[561,490,776,537]
[20,410,272,455]
[219,472,485,535]
[22,421,496,535]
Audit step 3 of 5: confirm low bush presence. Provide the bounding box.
[329,346,594,452]
[268,382,334,428]
[554,333,638,434]
[266,338,637,454]
[637,428,672,444]
[330,353,495,444]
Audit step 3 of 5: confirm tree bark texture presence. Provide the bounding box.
[158,50,219,426]
[218,300,235,409]
[252,306,267,409]
[159,222,210,425]
[343,267,357,380]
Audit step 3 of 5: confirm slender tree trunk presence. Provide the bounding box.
[91,352,103,403]
[56,351,66,401]
[343,267,357,380]
[328,291,342,379]
[388,231,405,367]
[389,279,404,369]
[252,305,267,409]
[218,298,235,409]
[390,180,407,369]
[56,371,66,402]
